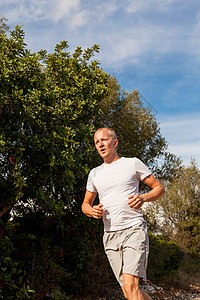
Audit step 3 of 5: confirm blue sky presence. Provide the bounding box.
[1,0,200,167]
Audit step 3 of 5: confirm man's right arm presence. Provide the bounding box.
[81,190,104,219]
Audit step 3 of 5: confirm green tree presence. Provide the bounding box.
[144,160,200,253]
[0,26,108,217]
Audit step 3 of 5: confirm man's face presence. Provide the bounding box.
[94,129,118,160]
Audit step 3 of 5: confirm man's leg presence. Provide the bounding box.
[122,273,152,300]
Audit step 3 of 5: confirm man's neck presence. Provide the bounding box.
[103,154,120,164]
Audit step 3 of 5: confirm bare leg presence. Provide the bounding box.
[121,285,128,299]
[141,290,152,300]
[122,273,152,300]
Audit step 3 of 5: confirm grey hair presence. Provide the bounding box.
[94,127,117,140]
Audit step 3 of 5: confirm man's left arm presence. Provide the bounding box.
[128,174,165,210]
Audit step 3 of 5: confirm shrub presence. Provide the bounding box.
[148,233,183,284]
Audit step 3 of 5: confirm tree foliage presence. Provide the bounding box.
[0,26,108,217]
[0,16,10,34]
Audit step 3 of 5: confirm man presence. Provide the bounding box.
[82,127,165,300]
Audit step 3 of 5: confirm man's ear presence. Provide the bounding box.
[114,139,118,148]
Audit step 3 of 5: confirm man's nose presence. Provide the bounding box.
[99,140,104,147]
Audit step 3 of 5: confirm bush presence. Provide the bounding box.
[0,220,35,299]
[0,211,91,299]
[148,232,200,289]
[148,233,182,283]
[1,218,200,298]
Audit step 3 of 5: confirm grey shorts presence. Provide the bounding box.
[103,222,149,286]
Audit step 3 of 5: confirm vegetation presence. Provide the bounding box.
[0,25,108,219]
[0,16,10,34]
[0,21,199,298]
[144,160,200,254]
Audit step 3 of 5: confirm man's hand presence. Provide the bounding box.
[92,204,104,219]
[82,191,104,219]
[128,195,145,209]
[128,175,165,210]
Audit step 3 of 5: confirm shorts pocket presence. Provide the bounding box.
[103,232,120,251]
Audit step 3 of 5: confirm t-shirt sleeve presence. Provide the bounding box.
[134,158,152,180]
[86,170,97,193]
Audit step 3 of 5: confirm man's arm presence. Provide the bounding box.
[81,190,104,219]
[128,174,165,210]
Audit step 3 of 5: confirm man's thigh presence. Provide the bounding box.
[123,223,148,278]
[103,222,149,286]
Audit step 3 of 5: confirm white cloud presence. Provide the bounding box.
[2,0,200,63]
[126,0,187,14]
[69,9,89,28]
[48,0,89,28]
[50,0,80,22]
[125,0,147,14]
[1,0,89,29]
[160,113,200,166]
[191,13,200,57]
[167,142,200,167]
[128,0,178,13]
[0,0,16,4]
[169,143,200,156]
[101,0,198,70]
[1,0,48,22]
[96,1,117,21]
[86,1,199,70]
[98,23,189,70]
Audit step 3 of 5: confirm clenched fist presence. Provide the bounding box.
[92,203,104,219]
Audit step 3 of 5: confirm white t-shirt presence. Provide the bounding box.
[86,157,152,232]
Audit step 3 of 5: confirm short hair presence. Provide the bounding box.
[94,127,117,140]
